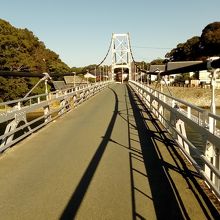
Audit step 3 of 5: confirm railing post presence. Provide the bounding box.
[201,110,208,128]
[44,105,51,123]
[205,142,216,184]
[16,101,21,110]
[176,119,190,154]
[187,106,191,119]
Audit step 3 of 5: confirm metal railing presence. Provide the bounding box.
[0,81,111,152]
[129,80,220,199]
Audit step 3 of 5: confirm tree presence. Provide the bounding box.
[0,76,29,101]
[165,37,201,61]
[0,19,71,101]
[190,71,199,80]
[0,19,71,73]
[200,22,220,57]
[165,22,220,61]
[150,58,164,65]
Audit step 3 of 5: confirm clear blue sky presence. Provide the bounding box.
[1,0,220,67]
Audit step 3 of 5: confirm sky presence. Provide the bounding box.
[1,0,220,67]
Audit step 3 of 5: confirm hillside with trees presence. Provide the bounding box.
[0,19,71,101]
[165,22,220,61]
[0,19,70,72]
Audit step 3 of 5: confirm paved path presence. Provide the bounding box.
[0,84,219,220]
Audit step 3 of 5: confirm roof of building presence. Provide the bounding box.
[64,75,87,84]
[52,81,66,90]
[167,61,202,71]
[149,65,165,72]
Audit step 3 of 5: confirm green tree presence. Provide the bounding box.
[0,77,29,101]
[0,18,71,101]
[200,22,220,57]
[0,18,71,73]
[150,58,164,65]
[165,37,201,61]
[165,22,220,61]
[174,73,190,85]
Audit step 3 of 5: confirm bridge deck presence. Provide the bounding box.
[0,84,219,219]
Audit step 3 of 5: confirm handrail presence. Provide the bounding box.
[0,81,112,152]
[129,80,220,199]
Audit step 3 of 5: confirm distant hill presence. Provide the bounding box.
[0,19,71,101]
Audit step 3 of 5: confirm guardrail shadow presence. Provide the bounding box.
[126,84,219,219]
[60,86,118,220]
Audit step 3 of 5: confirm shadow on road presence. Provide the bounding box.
[126,84,219,219]
[60,87,118,220]
[60,84,219,220]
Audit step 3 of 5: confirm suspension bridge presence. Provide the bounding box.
[0,33,220,219]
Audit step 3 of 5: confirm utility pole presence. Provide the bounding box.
[210,68,219,116]
[103,66,106,81]
[95,67,97,83]
[135,65,137,81]
[208,57,220,116]
[73,72,76,87]
[99,66,101,82]
[141,71,143,84]
[121,67,123,84]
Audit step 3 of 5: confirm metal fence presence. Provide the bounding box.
[0,81,110,152]
[129,80,220,199]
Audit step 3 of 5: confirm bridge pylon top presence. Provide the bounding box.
[111,33,132,81]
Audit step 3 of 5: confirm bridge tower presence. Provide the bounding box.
[111,33,132,82]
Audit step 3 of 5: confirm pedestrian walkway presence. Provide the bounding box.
[0,84,219,219]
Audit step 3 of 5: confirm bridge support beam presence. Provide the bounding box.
[111,33,132,82]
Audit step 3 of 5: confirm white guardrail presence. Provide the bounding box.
[0,81,111,153]
[129,80,220,200]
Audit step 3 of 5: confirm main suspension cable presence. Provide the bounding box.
[128,33,137,65]
[78,34,113,75]
[128,33,144,73]
[96,34,113,68]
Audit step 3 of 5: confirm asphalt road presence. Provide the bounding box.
[0,84,219,220]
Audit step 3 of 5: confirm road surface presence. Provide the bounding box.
[0,84,219,219]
